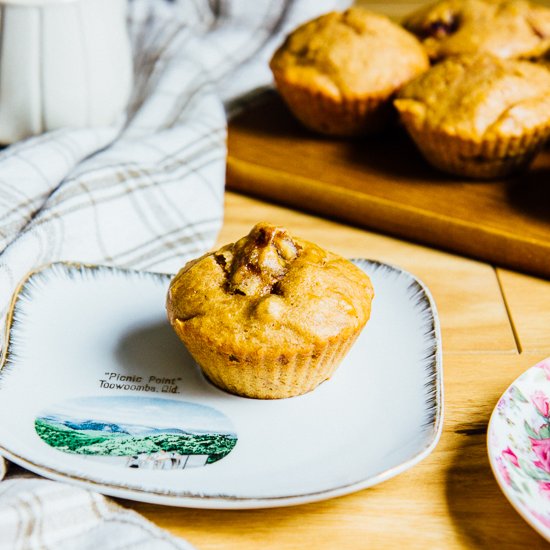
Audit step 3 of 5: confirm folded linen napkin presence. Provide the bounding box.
[0,473,194,549]
[0,0,348,548]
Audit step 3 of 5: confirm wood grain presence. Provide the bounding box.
[227,93,550,280]
[124,192,547,548]
[356,0,550,18]
[126,353,550,550]
[120,2,550,547]
[216,193,517,354]
[498,268,550,354]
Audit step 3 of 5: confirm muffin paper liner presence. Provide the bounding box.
[273,75,394,137]
[399,114,550,179]
[175,321,363,400]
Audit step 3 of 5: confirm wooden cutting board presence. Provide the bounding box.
[226,92,550,279]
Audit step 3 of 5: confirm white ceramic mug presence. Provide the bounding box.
[0,0,132,143]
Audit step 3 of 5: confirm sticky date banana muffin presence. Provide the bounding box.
[403,0,550,62]
[166,223,374,399]
[269,7,428,136]
[394,54,550,178]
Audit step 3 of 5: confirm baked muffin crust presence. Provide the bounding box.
[270,7,428,100]
[395,54,550,141]
[168,223,373,348]
[404,0,550,61]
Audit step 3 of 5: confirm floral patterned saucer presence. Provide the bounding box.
[488,357,550,540]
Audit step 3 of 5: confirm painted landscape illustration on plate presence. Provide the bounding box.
[35,395,237,469]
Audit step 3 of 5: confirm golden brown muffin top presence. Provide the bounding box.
[167,223,374,349]
[269,7,429,100]
[403,0,550,61]
[394,54,550,141]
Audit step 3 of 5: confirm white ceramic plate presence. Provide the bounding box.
[0,260,443,509]
[488,357,550,540]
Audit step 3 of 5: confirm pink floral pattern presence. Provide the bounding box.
[489,357,550,542]
[539,482,550,499]
[496,457,511,486]
[502,447,519,467]
[532,390,550,417]
[536,359,550,381]
[530,509,550,529]
[531,438,550,473]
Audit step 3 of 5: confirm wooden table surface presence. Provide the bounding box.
[124,2,550,548]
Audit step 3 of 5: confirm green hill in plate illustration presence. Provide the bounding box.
[34,396,238,466]
[35,418,237,464]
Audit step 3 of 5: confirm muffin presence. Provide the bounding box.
[394,54,550,178]
[269,7,429,136]
[403,0,550,62]
[166,223,374,399]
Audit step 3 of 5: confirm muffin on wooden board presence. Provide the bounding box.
[394,54,550,179]
[403,0,550,62]
[166,223,374,399]
[269,7,429,136]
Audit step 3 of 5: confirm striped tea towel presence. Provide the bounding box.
[0,0,349,548]
[0,473,194,550]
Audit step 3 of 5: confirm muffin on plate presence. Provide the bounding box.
[403,0,550,62]
[269,7,429,136]
[394,54,550,178]
[166,223,374,399]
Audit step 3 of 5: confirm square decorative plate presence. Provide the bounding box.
[0,260,443,509]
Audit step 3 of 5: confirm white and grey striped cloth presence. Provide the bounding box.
[0,0,348,548]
